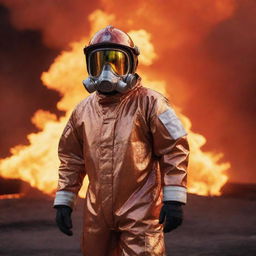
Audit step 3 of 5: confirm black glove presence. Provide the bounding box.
[54,205,73,236]
[159,200,184,233]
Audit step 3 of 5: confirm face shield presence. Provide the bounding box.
[87,49,130,77]
[83,47,139,94]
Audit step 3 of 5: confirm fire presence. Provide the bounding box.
[0,193,24,200]
[0,10,229,198]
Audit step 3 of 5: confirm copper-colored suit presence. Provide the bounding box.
[54,79,190,256]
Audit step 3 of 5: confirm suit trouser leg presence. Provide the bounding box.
[81,228,123,256]
[119,230,166,256]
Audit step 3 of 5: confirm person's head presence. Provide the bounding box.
[83,25,140,94]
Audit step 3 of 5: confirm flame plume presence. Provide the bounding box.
[0,10,229,197]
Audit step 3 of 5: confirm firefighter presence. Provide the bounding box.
[54,25,190,256]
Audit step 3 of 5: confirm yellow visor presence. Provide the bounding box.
[89,49,129,76]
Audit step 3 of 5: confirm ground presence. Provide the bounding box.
[0,185,255,256]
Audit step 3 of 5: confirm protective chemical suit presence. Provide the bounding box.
[54,26,190,256]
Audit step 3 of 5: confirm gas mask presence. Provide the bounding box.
[83,49,138,94]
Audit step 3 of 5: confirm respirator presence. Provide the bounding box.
[83,49,138,94]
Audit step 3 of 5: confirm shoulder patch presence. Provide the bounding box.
[158,108,187,140]
[62,123,72,139]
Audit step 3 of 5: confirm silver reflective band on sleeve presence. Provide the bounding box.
[163,185,187,203]
[158,108,187,140]
[53,190,77,208]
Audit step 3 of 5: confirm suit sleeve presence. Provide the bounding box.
[149,95,190,204]
[53,109,86,208]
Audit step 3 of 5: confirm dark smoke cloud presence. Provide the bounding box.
[0,0,255,183]
[0,0,101,49]
[184,0,256,183]
[161,0,256,183]
[0,5,61,157]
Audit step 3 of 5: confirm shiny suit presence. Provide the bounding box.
[54,79,190,256]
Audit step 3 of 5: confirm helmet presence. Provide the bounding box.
[82,26,140,94]
[84,25,140,74]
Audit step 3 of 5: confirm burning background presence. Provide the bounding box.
[1,0,256,197]
[0,1,256,255]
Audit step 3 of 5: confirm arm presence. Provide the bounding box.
[53,108,86,209]
[53,109,86,236]
[149,95,189,232]
[150,96,189,204]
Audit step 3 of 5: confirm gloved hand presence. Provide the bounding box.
[159,200,184,233]
[54,205,73,236]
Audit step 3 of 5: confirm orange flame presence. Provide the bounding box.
[0,10,229,197]
[0,193,24,200]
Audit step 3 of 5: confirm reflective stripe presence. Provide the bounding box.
[163,185,187,203]
[158,108,187,140]
[53,190,77,208]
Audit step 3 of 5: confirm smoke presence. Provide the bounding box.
[184,0,256,183]
[0,0,255,183]
[0,0,101,49]
[0,5,61,157]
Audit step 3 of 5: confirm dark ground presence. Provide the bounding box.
[0,184,255,256]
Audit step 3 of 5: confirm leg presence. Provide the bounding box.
[119,230,166,256]
[107,230,122,256]
[115,190,166,255]
[81,201,114,256]
[81,229,112,256]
